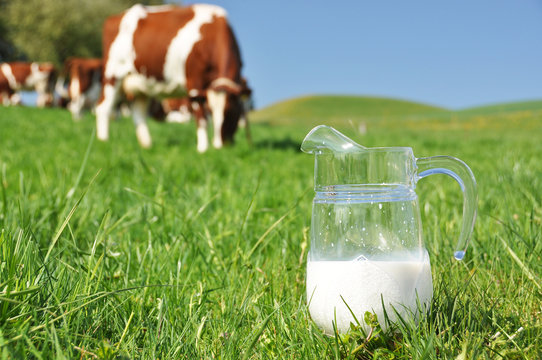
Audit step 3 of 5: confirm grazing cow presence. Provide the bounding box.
[96,4,244,152]
[57,58,103,120]
[0,62,56,107]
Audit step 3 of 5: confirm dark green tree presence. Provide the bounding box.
[0,0,18,61]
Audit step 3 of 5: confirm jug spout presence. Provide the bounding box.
[301,125,418,189]
[301,125,366,154]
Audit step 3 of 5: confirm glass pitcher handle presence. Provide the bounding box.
[416,156,478,260]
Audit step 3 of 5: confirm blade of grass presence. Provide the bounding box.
[116,311,134,351]
[241,310,276,360]
[42,169,101,267]
[66,129,95,199]
[499,236,541,290]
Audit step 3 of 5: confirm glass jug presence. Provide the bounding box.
[301,125,477,335]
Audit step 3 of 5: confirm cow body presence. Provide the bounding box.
[59,58,103,120]
[97,4,244,151]
[0,62,56,107]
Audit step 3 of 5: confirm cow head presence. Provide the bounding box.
[221,92,243,145]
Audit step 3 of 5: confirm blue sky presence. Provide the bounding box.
[185,0,542,110]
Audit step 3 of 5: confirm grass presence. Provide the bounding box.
[0,97,541,359]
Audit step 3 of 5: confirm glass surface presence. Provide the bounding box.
[310,185,423,262]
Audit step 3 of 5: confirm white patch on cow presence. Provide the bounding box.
[166,105,191,123]
[119,103,131,118]
[105,4,147,79]
[207,89,226,148]
[28,63,52,107]
[68,95,85,120]
[10,93,21,105]
[197,119,209,152]
[144,4,176,13]
[27,63,43,87]
[191,101,200,111]
[189,89,199,97]
[163,4,227,88]
[132,98,152,148]
[68,74,84,119]
[69,74,81,100]
[210,77,241,92]
[123,73,182,97]
[1,63,18,90]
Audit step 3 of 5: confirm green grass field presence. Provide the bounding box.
[0,96,541,359]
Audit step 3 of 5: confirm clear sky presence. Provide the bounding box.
[185,0,542,110]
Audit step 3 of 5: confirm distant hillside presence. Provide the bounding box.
[459,99,542,115]
[250,95,445,126]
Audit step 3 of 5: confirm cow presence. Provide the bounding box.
[0,62,56,107]
[57,57,103,120]
[96,4,244,152]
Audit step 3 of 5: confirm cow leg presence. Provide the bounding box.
[131,97,152,148]
[196,117,209,153]
[1,91,13,105]
[191,99,209,153]
[68,95,86,121]
[68,75,83,120]
[36,93,48,107]
[95,81,120,141]
[207,89,227,149]
[10,93,21,105]
[35,82,52,107]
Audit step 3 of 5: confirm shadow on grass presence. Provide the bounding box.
[253,137,302,151]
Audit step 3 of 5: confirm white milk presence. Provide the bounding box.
[306,254,433,335]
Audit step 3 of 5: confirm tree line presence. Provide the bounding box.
[0,0,165,66]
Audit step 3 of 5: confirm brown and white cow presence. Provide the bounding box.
[57,57,103,120]
[0,62,56,107]
[96,4,244,152]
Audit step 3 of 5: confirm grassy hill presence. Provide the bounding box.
[250,95,542,136]
[250,95,445,126]
[458,99,542,114]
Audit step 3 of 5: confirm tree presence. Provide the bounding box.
[1,0,164,66]
[0,0,18,61]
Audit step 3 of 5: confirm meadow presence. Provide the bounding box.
[0,96,541,359]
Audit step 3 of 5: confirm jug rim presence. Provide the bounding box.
[311,146,414,153]
[301,125,414,155]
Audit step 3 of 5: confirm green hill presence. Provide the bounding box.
[250,95,542,132]
[250,95,445,126]
[459,99,542,115]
